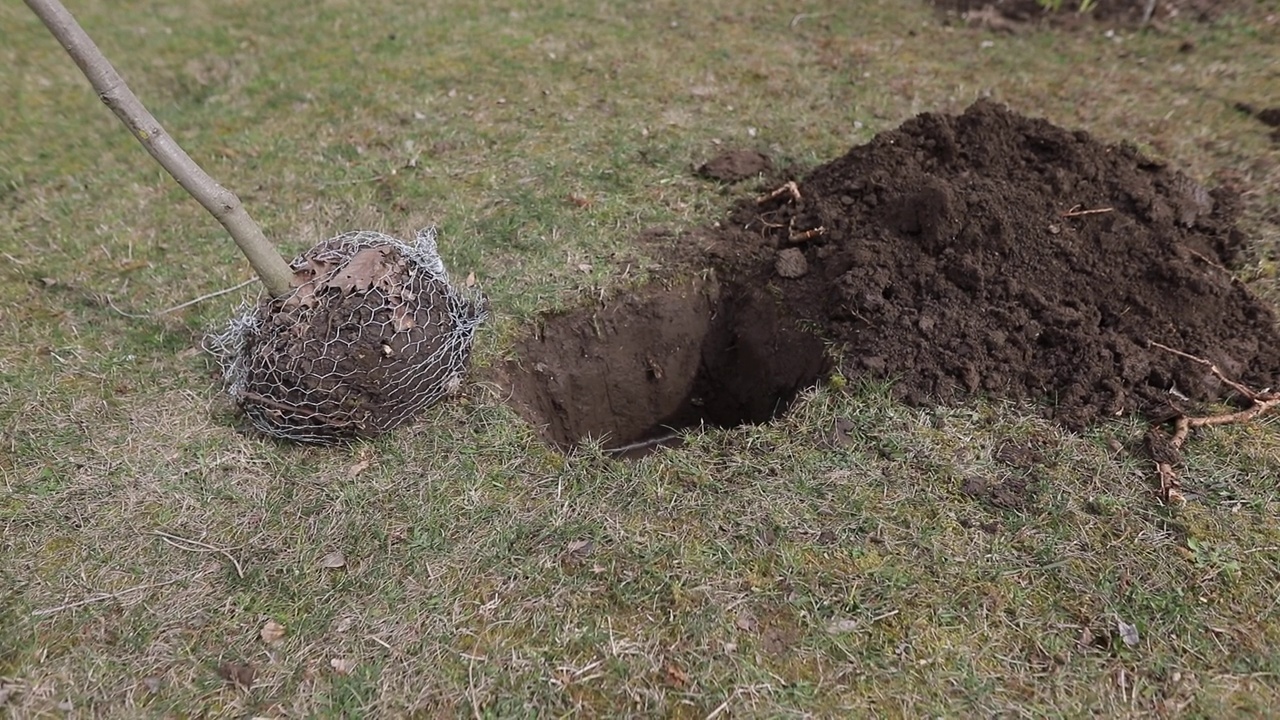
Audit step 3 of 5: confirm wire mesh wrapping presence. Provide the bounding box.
[207,228,487,443]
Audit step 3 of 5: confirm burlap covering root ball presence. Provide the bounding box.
[207,228,487,443]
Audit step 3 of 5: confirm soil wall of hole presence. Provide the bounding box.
[504,279,828,450]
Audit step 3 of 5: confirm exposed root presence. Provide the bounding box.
[788,222,827,243]
[1061,205,1114,218]
[1146,341,1279,504]
[757,180,802,205]
[753,181,825,242]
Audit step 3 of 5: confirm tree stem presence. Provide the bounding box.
[23,0,295,297]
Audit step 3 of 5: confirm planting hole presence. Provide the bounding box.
[505,279,828,455]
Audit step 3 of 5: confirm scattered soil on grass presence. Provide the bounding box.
[1258,109,1280,128]
[962,475,1038,511]
[930,0,1239,29]
[505,100,1280,449]
[697,149,773,183]
[1237,104,1280,144]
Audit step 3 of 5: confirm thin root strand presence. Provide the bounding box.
[1144,342,1279,504]
[757,181,802,205]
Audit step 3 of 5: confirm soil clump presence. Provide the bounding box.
[697,149,772,183]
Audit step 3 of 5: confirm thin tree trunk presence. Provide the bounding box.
[23,0,295,298]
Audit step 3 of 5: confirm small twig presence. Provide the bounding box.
[1060,205,1114,218]
[151,530,245,578]
[789,12,830,29]
[32,576,187,617]
[468,658,483,720]
[605,431,682,457]
[705,690,738,720]
[1185,248,1232,276]
[366,634,395,652]
[106,277,259,319]
[155,277,259,314]
[1141,0,1158,26]
[318,173,388,188]
[1170,415,1191,447]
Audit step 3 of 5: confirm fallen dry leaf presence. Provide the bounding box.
[141,676,164,693]
[735,612,758,632]
[260,620,286,645]
[664,662,689,688]
[330,658,356,675]
[320,551,347,569]
[566,539,593,557]
[1117,618,1140,648]
[825,618,860,634]
[1078,626,1095,647]
[324,247,390,294]
[347,458,372,478]
[217,660,255,689]
[465,272,477,287]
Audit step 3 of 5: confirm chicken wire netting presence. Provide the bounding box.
[206,228,487,443]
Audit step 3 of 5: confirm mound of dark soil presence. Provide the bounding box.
[720,99,1280,428]
[505,100,1280,449]
[932,0,1234,29]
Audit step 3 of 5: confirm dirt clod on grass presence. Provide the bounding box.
[697,149,772,183]
[507,100,1280,448]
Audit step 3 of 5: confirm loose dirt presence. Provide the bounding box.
[697,149,772,183]
[506,100,1280,448]
[931,0,1237,29]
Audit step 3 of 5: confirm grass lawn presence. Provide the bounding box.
[3,0,1280,716]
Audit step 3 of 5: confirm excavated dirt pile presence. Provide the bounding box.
[930,0,1234,28]
[508,100,1280,449]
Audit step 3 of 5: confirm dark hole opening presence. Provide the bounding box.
[504,278,828,456]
